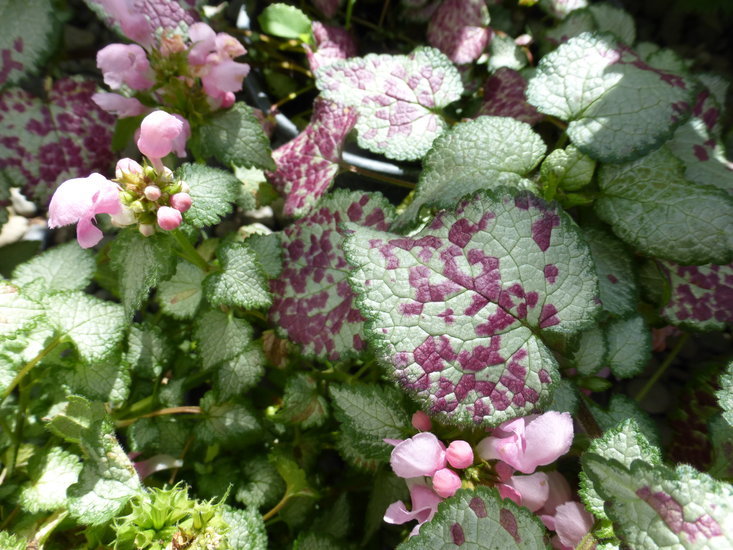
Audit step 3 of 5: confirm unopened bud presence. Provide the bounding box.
[411,411,432,432]
[170,192,192,213]
[139,223,155,237]
[116,158,144,180]
[432,468,462,498]
[120,191,136,204]
[157,206,182,231]
[144,165,158,180]
[130,200,145,213]
[164,181,182,195]
[446,440,474,469]
[144,185,162,201]
[180,181,190,193]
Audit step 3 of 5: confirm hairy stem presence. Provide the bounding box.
[635,333,689,403]
[172,230,210,272]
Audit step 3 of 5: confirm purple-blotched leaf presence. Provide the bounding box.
[658,261,733,331]
[667,86,733,192]
[426,0,491,65]
[344,190,600,427]
[312,0,342,18]
[84,0,197,39]
[0,0,58,88]
[305,22,357,73]
[0,77,116,202]
[269,190,395,361]
[477,68,543,125]
[267,98,357,217]
[315,47,463,160]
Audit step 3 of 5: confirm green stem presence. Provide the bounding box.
[1,337,61,403]
[270,84,316,111]
[339,162,415,189]
[635,333,689,403]
[116,406,201,428]
[172,230,210,272]
[345,0,357,30]
[32,509,69,549]
[262,493,291,522]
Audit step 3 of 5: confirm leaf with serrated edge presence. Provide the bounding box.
[157,260,205,319]
[266,98,357,217]
[399,486,549,549]
[126,323,171,378]
[582,226,637,317]
[527,32,696,163]
[589,394,660,448]
[214,346,265,401]
[111,231,176,318]
[12,243,95,298]
[716,361,733,427]
[315,47,463,160]
[596,147,733,265]
[221,505,268,550]
[582,454,733,548]
[44,292,125,363]
[606,315,651,379]
[269,190,395,361]
[204,242,271,309]
[330,384,409,461]
[394,117,546,231]
[66,356,131,405]
[19,447,82,513]
[0,282,44,338]
[199,102,275,171]
[345,190,599,427]
[178,163,241,228]
[569,326,607,376]
[248,233,283,278]
[0,0,58,87]
[196,392,261,446]
[547,4,636,46]
[658,261,733,330]
[195,310,253,369]
[487,35,527,73]
[579,419,661,522]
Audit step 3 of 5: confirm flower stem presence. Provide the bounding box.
[270,84,316,111]
[339,162,415,189]
[263,493,291,522]
[172,230,210,272]
[634,333,689,403]
[116,406,201,428]
[0,337,61,403]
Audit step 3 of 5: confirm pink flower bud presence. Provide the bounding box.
[137,111,185,161]
[157,206,182,231]
[432,468,461,498]
[96,43,153,90]
[390,432,446,479]
[92,93,148,118]
[139,223,155,237]
[446,440,473,469]
[170,192,192,213]
[411,411,432,432]
[115,158,144,179]
[144,185,161,201]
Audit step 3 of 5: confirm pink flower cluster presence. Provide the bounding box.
[48,111,192,247]
[477,412,593,549]
[383,412,474,536]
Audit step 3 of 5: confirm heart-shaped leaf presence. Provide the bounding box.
[84,0,197,39]
[269,190,395,361]
[527,32,697,163]
[344,190,600,427]
[267,98,357,217]
[315,47,463,160]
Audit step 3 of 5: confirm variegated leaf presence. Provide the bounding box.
[426,0,491,65]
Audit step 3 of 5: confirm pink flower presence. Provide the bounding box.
[92,93,148,117]
[547,502,594,549]
[500,472,550,512]
[537,471,574,518]
[432,468,461,498]
[384,479,443,537]
[144,185,161,201]
[201,59,250,99]
[446,440,473,469]
[170,193,192,213]
[215,33,246,59]
[390,432,446,478]
[170,115,191,158]
[411,411,432,432]
[188,22,217,64]
[97,0,153,46]
[97,44,153,90]
[48,173,122,248]
[115,158,144,179]
[157,206,182,231]
[476,412,574,474]
[137,111,187,166]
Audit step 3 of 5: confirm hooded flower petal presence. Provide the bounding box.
[390,432,446,478]
[201,58,250,98]
[97,43,153,90]
[504,472,550,512]
[553,501,594,548]
[92,93,148,118]
[137,111,185,160]
[48,173,121,248]
[446,440,474,469]
[432,468,462,498]
[188,22,217,65]
[384,480,442,537]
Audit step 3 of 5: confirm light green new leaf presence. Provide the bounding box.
[579,419,662,521]
[110,231,176,318]
[66,356,131,405]
[540,145,596,193]
[19,446,82,513]
[487,35,527,72]
[276,373,329,429]
[199,102,275,170]
[157,260,205,319]
[44,292,125,363]
[204,242,271,309]
[596,147,733,265]
[258,3,313,43]
[125,323,171,378]
[582,454,733,549]
[527,32,696,163]
[12,242,95,298]
[179,163,241,228]
[196,392,262,446]
[606,315,651,379]
[399,486,549,549]
[195,310,253,369]
[394,116,546,230]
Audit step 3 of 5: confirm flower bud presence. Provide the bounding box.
[446,440,474,469]
[157,206,182,231]
[411,411,432,432]
[139,223,155,237]
[130,200,145,213]
[170,192,192,213]
[432,468,461,498]
[116,158,144,180]
[144,165,158,180]
[144,185,162,201]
